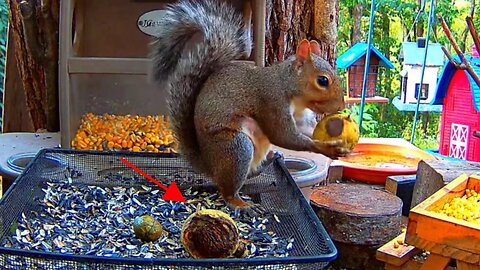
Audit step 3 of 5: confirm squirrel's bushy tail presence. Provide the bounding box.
[150,0,250,173]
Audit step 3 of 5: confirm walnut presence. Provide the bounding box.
[181,209,242,258]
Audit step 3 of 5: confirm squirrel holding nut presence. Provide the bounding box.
[150,0,350,213]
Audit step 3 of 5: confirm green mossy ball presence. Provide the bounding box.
[133,215,164,242]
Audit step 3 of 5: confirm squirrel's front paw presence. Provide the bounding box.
[231,203,266,218]
[312,139,351,159]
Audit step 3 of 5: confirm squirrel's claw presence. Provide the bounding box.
[234,203,266,218]
[227,201,266,218]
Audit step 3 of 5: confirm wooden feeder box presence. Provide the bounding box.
[59,0,266,148]
[399,38,444,105]
[336,42,394,101]
[405,173,480,267]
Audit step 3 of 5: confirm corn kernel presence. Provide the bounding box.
[71,113,178,153]
[435,188,480,224]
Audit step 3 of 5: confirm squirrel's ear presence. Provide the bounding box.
[309,40,321,56]
[296,39,311,62]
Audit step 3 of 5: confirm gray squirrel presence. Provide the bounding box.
[150,0,350,213]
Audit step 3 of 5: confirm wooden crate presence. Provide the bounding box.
[405,173,480,266]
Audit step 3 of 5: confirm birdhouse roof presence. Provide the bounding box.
[431,54,480,112]
[336,42,395,70]
[401,41,445,66]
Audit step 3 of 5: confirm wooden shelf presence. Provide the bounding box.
[67,57,256,74]
[344,96,390,104]
[68,57,149,74]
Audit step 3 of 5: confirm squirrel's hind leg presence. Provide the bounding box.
[208,131,265,216]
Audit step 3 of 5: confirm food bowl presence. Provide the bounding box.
[336,143,437,184]
[284,157,324,201]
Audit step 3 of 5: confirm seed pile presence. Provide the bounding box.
[2,175,295,263]
[436,188,480,224]
[71,113,177,153]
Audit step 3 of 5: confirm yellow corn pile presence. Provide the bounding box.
[437,189,480,224]
[71,113,177,153]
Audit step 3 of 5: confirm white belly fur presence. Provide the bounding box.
[240,117,271,175]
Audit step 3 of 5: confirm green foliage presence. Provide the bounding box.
[337,0,473,150]
[342,104,379,137]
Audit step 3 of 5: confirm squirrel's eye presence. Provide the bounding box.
[317,76,329,87]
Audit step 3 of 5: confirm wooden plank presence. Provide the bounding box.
[326,164,343,183]
[419,253,450,270]
[386,175,417,216]
[59,0,74,149]
[457,261,480,270]
[376,232,422,267]
[385,260,424,270]
[344,96,390,104]
[407,234,480,265]
[412,159,480,208]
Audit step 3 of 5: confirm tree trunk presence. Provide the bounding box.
[313,0,339,67]
[265,0,339,67]
[265,0,313,65]
[6,0,59,132]
[351,2,363,45]
[422,111,429,138]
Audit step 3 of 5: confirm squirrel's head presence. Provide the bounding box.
[294,39,345,115]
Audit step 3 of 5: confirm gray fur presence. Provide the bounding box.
[150,0,249,172]
[150,0,347,209]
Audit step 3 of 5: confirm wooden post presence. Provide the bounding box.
[252,0,265,67]
[386,175,417,216]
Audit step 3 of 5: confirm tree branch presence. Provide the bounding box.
[441,46,464,69]
[438,15,480,88]
[466,16,480,55]
[438,16,469,64]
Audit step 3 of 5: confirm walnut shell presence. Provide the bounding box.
[133,215,164,242]
[181,209,240,258]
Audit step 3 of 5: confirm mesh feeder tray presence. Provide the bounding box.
[0,149,337,269]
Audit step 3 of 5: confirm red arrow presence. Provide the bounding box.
[120,157,186,203]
